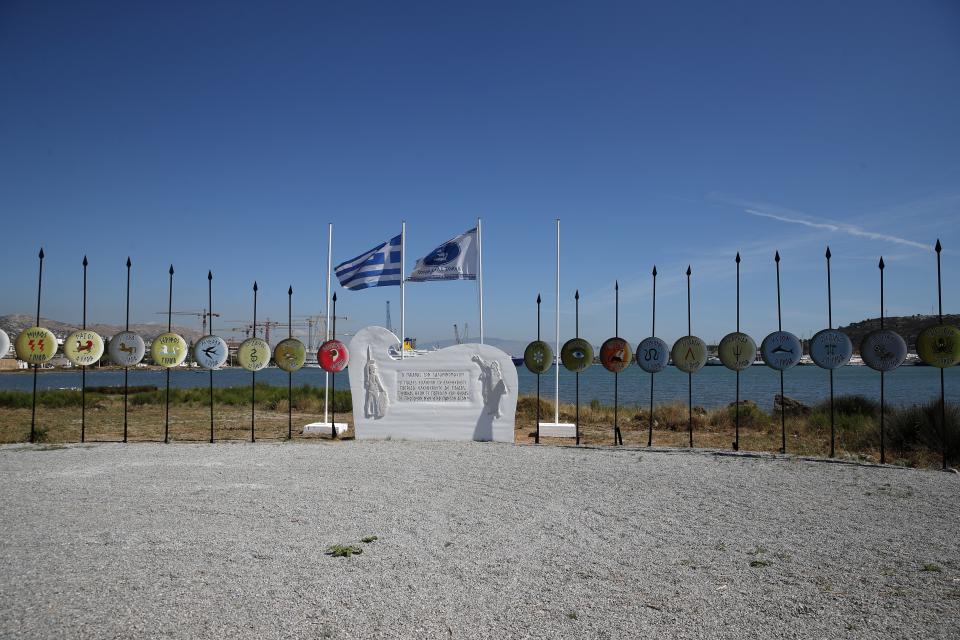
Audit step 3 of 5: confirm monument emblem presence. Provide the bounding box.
[671,335,707,373]
[151,332,188,368]
[194,335,228,369]
[347,326,517,441]
[64,330,104,366]
[718,332,756,371]
[860,329,907,372]
[810,329,852,369]
[238,337,271,372]
[109,331,145,366]
[761,331,803,370]
[274,338,306,372]
[636,336,669,373]
[15,327,58,364]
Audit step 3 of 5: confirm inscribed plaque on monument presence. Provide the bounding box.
[347,326,517,442]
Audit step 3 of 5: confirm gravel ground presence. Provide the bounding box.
[0,441,958,640]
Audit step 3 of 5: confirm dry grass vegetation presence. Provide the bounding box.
[1,386,956,468]
[514,395,959,468]
[0,385,354,443]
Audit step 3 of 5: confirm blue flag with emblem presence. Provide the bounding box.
[408,227,479,282]
[335,234,403,290]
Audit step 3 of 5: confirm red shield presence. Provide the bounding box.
[318,339,349,373]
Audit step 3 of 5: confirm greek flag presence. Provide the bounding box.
[335,234,403,290]
[408,227,479,282]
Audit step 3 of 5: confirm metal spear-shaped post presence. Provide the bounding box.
[574,290,580,446]
[686,266,693,448]
[164,265,174,444]
[935,240,947,470]
[614,281,623,446]
[826,247,836,458]
[775,251,786,454]
[288,285,293,441]
[536,294,541,445]
[81,256,89,443]
[879,257,886,464]
[734,254,741,451]
[330,292,338,439]
[29,248,44,444]
[251,281,258,443]
[648,266,657,448]
[123,257,131,443]
[208,271,215,444]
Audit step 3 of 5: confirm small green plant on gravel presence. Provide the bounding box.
[921,563,942,572]
[361,536,378,544]
[325,544,363,557]
[750,560,771,568]
[567,612,578,620]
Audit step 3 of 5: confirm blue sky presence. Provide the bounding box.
[1,0,957,349]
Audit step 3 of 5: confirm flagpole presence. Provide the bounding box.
[400,220,406,360]
[554,218,560,424]
[477,217,484,345]
[324,222,332,424]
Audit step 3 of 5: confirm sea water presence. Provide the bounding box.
[1,364,956,410]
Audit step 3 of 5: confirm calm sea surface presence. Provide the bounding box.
[1,364,956,410]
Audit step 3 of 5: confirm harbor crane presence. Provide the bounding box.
[228,319,284,343]
[155,309,220,334]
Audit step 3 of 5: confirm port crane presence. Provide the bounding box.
[155,309,220,334]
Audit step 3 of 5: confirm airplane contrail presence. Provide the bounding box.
[744,209,930,250]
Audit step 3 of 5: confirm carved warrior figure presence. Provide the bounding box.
[472,355,507,418]
[363,347,388,419]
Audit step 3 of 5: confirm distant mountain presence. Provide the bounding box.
[837,314,959,350]
[0,314,204,343]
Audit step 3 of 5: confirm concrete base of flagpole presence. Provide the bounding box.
[304,422,349,436]
[537,422,576,438]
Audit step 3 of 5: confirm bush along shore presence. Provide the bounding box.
[515,394,958,469]
[0,385,956,468]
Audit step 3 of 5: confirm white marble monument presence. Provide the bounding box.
[347,326,517,441]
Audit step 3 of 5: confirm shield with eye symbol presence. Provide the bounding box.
[560,338,593,372]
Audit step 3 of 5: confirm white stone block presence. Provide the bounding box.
[347,326,517,442]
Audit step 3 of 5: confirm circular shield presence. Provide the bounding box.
[318,339,349,373]
[108,331,145,366]
[671,335,708,373]
[718,332,756,371]
[560,338,593,373]
[274,338,307,372]
[151,332,188,368]
[636,337,670,373]
[860,329,907,372]
[193,335,228,370]
[14,327,58,364]
[809,329,852,370]
[524,340,553,374]
[916,324,960,368]
[64,330,104,366]
[761,331,803,371]
[0,329,10,361]
[238,337,271,372]
[600,337,632,373]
